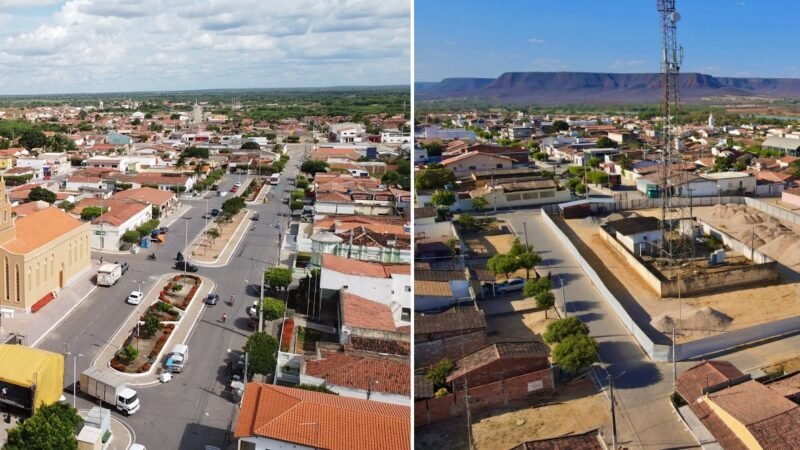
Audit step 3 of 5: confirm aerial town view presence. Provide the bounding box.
[0,1,411,450]
[414,1,800,449]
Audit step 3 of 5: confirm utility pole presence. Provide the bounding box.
[523,222,529,249]
[672,327,677,388]
[259,266,265,333]
[464,377,474,450]
[491,168,497,215]
[558,274,567,317]
[182,216,191,275]
[609,374,617,450]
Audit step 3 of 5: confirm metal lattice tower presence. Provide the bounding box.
[656,0,694,265]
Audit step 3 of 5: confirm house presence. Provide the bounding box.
[606,217,661,255]
[414,280,455,311]
[305,216,411,265]
[441,151,514,177]
[0,180,91,313]
[701,172,757,195]
[467,144,531,164]
[15,152,69,178]
[338,290,409,356]
[446,341,551,390]
[320,254,410,325]
[381,131,410,144]
[415,270,472,304]
[414,205,437,225]
[762,136,800,156]
[73,198,152,251]
[111,187,177,214]
[84,156,130,173]
[469,179,571,210]
[234,383,410,450]
[675,360,800,450]
[301,350,410,405]
[109,172,195,193]
[414,309,487,367]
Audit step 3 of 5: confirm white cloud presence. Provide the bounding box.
[530,58,568,71]
[0,0,410,94]
[528,38,545,44]
[0,0,63,10]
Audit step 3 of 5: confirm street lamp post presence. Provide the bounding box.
[64,349,84,409]
[182,216,192,275]
[557,274,567,317]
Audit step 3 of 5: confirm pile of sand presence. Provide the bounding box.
[709,204,800,265]
[653,306,733,334]
[580,216,602,227]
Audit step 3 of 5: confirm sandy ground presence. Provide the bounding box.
[191,210,248,262]
[764,355,800,375]
[471,383,607,450]
[486,310,558,343]
[566,214,800,343]
[464,233,515,257]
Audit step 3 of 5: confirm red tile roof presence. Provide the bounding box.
[3,207,86,254]
[676,360,744,404]
[707,380,798,426]
[304,350,410,396]
[341,291,396,332]
[322,254,409,278]
[234,383,409,450]
[112,187,175,207]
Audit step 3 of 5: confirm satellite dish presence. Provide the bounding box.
[671,11,681,22]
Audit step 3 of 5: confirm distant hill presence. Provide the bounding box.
[415,72,800,104]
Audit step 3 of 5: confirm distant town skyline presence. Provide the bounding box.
[416,0,800,82]
[0,0,410,95]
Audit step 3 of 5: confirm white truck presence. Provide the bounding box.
[165,344,189,373]
[97,264,122,287]
[80,367,140,416]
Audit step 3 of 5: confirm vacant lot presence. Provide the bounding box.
[485,309,557,343]
[565,212,800,343]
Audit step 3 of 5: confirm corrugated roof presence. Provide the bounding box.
[0,344,64,410]
[414,280,453,297]
[414,309,486,335]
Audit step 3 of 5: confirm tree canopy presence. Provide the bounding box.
[28,187,56,204]
[487,254,520,279]
[431,189,456,208]
[244,331,278,378]
[241,141,260,150]
[300,160,328,176]
[4,402,82,450]
[543,317,588,344]
[264,267,292,290]
[552,334,599,373]
[595,136,618,148]
[415,167,455,190]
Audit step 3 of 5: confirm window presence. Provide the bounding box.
[15,265,20,302]
[3,257,8,301]
[468,165,476,170]
[506,193,522,202]
[496,164,503,168]
[401,308,411,322]
[404,285,411,292]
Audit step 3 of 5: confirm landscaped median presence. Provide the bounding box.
[96,273,213,384]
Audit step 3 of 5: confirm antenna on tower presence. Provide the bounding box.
[656,0,693,267]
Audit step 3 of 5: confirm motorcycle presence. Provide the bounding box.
[147,253,157,261]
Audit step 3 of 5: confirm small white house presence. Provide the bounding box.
[607,217,661,255]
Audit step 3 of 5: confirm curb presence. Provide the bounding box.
[32,266,98,348]
[189,209,253,267]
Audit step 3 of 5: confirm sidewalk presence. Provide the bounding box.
[188,209,253,267]
[91,273,215,386]
[160,204,193,229]
[0,263,98,347]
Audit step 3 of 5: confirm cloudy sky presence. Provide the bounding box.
[417,0,800,82]
[0,0,410,95]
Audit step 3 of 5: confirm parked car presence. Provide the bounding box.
[202,213,211,219]
[496,278,525,294]
[205,293,219,306]
[175,261,199,272]
[127,291,144,305]
[159,226,168,233]
[115,261,129,275]
[251,213,259,221]
[211,208,221,216]
[230,187,238,193]
[234,182,242,188]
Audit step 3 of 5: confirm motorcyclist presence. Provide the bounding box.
[221,313,228,323]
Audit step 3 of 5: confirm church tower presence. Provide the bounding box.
[0,178,16,245]
[708,113,716,128]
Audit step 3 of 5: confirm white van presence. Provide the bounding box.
[166,344,189,373]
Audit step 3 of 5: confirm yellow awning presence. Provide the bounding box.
[0,344,64,410]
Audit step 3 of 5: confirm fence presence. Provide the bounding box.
[540,209,671,361]
[744,197,800,225]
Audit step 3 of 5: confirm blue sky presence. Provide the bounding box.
[416,0,799,81]
[0,0,410,95]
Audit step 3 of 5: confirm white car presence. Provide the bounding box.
[127,291,144,305]
[496,278,525,294]
[234,182,242,188]
[129,445,147,450]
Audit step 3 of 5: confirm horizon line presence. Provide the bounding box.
[417,70,800,83]
[0,84,410,98]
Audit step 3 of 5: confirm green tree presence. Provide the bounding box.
[552,334,599,373]
[415,166,455,190]
[431,189,456,209]
[422,141,444,157]
[295,384,338,395]
[532,151,547,161]
[471,196,488,211]
[19,129,47,150]
[259,297,285,321]
[524,277,551,298]
[290,200,304,211]
[455,213,477,230]
[587,170,609,185]
[543,317,589,344]
[381,170,409,190]
[487,254,520,279]
[221,196,246,215]
[516,251,542,279]
[295,178,310,190]
[576,183,587,195]
[426,358,453,391]
[595,136,618,148]
[181,146,210,159]
[151,205,161,219]
[552,120,569,132]
[131,118,142,126]
[241,141,260,150]
[142,314,161,338]
[58,201,75,212]
[27,187,56,204]
[244,331,279,378]
[4,402,81,450]
[587,157,602,169]
[264,267,293,291]
[206,227,220,243]
[120,344,139,363]
[509,238,531,257]
[285,135,300,143]
[122,230,141,244]
[618,153,633,171]
[535,290,556,318]
[300,160,328,176]
[80,206,107,221]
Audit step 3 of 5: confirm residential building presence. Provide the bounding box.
[73,198,152,251]
[469,179,571,210]
[320,254,411,325]
[606,217,661,255]
[84,156,130,173]
[414,309,487,368]
[234,383,410,450]
[381,130,411,144]
[111,187,177,214]
[441,151,514,178]
[446,341,551,390]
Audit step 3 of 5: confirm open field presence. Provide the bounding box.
[566,210,800,343]
[485,309,558,343]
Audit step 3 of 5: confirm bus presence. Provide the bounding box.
[269,173,281,185]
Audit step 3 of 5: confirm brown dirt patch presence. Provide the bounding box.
[471,382,607,450]
[486,310,558,343]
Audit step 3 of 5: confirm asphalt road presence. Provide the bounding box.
[37,145,307,449]
[499,210,699,450]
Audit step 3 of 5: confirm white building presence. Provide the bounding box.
[607,217,662,255]
[84,156,130,173]
[80,200,152,251]
[319,253,410,325]
[380,131,410,144]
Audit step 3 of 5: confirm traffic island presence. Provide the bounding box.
[243,177,267,203]
[188,208,252,266]
[95,273,214,385]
